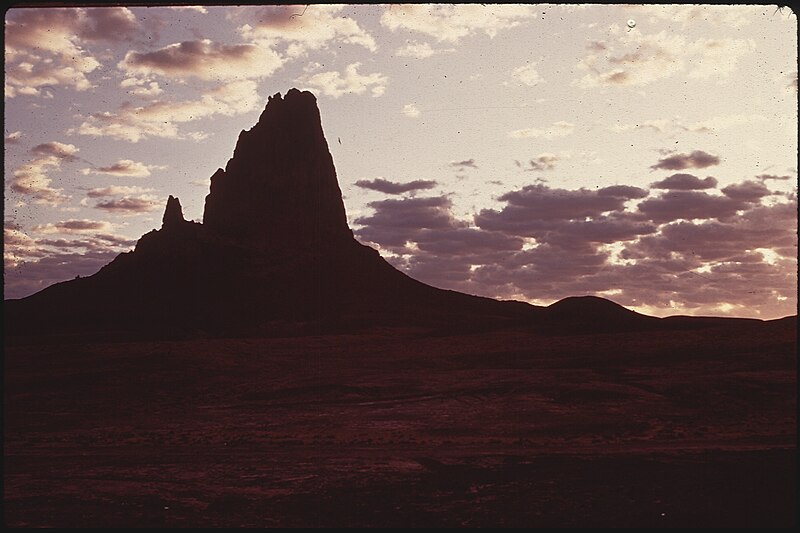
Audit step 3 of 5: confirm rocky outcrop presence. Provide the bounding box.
[202,89,354,250]
[4,89,545,340]
[162,195,186,229]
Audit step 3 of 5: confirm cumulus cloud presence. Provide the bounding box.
[511,63,542,86]
[355,178,437,195]
[519,153,559,171]
[577,29,754,88]
[395,41,455,59]
[32,219,113,234]
[86,186,154,198]
[8,142,79,205]
[476,184,647,233]
[635,190,750,223]
[351,174,795,318]
[450,159,478,170]
[4,7,143,97]
[237,5,376,56]
[5,131,23,144]
[94,195,162,213]
[380,4,537,42]
[299,63,388,98]
[402,103,421,118]
[509,121,574,139]
[30,142,80,162]
[651,173,718,190]
[651,150,720,170]
[720,180,772,202]
[119,39,284,81]
[71,80,261,142]
[82,160,165,177]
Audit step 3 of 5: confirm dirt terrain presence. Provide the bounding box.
[4,319,796,527]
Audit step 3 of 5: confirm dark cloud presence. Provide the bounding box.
[755,173,793,182]
[651,173,718,190]
[651,150,720,171]
[475,184,645,234]
[520,153,558,171]
[721,180,772,202]
[32,219,111,233]
[349,175,795,318]
[95,196,161,213]
[414,227,523,255]
[354,177,437,195]
[450,159,478,169]
[79,7,141,42]
[355,196,464,251]
[636,190,750,223]
[597,185,649,199]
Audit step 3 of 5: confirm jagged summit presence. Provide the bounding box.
[162,195,185,229]
[202,88,353,250]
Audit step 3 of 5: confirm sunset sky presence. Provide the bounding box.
[4,4,797,319]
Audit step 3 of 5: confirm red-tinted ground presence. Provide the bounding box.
[4,320,796,527]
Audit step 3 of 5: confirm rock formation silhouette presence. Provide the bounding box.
[5,89,541,340]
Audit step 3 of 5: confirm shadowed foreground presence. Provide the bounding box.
[4,319,795,527]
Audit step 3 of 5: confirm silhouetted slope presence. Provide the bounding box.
[4,90,542,339]
[5,89,787,341]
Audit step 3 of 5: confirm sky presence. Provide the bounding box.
[3,4,798,319]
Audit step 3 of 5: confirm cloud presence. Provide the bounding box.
[511,63,542,86]
[350,177,795,318]
[651,173,718,190]
[166,6,208,14]
[395,41,455,59]
[635,190,750,223]
[299,63,388,99]
[756,174,793,182]
[94,195,162,213]
[5,131,23,144]
[354,178,437,195]
[720,180,772,202]
[4,250,127,300]
[8,142,78,205]
[520,153,559,171]
[82,160,164,177]
[119,39,284,81]
[355,196,465,251]
[651,150,720,170]
[237,5,376,56]
[475,184,648,233]
[509,121,574,139]
[611,114,769,136]
[71,80,261,142]
[4,7,143,97]
[78,7,141,42]
[450,159,478,170]
[32,219,113,234]
[30,142,80,162]
[402,103,421,118]
[577,29,754,88]
[120,77,164,97]
[86,186,154,198]
[380,4,537,42]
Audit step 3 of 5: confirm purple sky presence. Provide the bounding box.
[4,5,798,319]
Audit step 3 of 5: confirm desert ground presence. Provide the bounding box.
[4,319,796,527]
